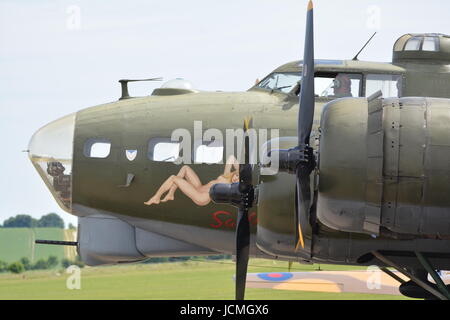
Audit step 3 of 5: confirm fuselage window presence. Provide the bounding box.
[153,142,180,162]
[84,139,111,158]
[194,140,224,164]
[315,73,362,98]
[366,74,402,98]
[148,138,181,162]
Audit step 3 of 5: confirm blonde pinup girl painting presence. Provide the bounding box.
[144,155,240,207]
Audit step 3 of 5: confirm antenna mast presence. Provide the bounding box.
[352,32,377,61]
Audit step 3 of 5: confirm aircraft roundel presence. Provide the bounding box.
[257,272,293,282]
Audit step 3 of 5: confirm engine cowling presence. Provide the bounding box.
[317,95,450,238]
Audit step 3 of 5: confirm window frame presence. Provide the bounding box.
[83,138,112,159]
[363,73,404,98]
[193,138,224,164]
[314,72,364,99]
[404,36,423,51]
[401,36,440,52]
[256,72,302,94]
[422,36,440,52]
[147,137,182,162]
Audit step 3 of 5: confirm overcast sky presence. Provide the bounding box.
[0,0,449,226]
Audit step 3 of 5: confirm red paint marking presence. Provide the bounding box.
[210,211,258,229]
[224,217,236,228]
[249,212,258,225]
[210,211,232,229]
[268,273,283,278]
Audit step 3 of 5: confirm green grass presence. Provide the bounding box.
[33,228,64,262]
[0,259,412,300]
[0,228,33,262]
[0,228,64,263]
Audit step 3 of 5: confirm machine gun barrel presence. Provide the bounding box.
[35,240,78,246]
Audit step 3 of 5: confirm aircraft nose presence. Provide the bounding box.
[28,113,76,212]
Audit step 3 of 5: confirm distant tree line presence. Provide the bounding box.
[0,254,231,274]
[0,213,65,228]
[0,256,84,274]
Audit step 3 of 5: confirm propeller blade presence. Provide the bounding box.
[239,118,253,190]
[235,207,250,300]
[295,0,315,250]
[235,118,253,299]
[295,170,312,250]
[210,118,254,300]
[298,0,315,146]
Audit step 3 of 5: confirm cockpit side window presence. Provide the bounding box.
[365,74,402,98]
[315,73,362,98]
[257,71,363,98]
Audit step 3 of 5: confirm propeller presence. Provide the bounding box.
[209,0,316,297]
[277,0,316,250]
[294,0,316,250]
[209,118,254,300]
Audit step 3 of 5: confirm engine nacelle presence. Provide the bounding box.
[317,95,450,238]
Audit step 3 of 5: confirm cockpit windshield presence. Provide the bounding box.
[257,72,301,93]
[256,71,401,98]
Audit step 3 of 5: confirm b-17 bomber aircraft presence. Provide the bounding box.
[29,1,450,300]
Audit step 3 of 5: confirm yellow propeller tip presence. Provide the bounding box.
[244,117,252,131]
[295,224,305,250]
[308,0,313,10]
